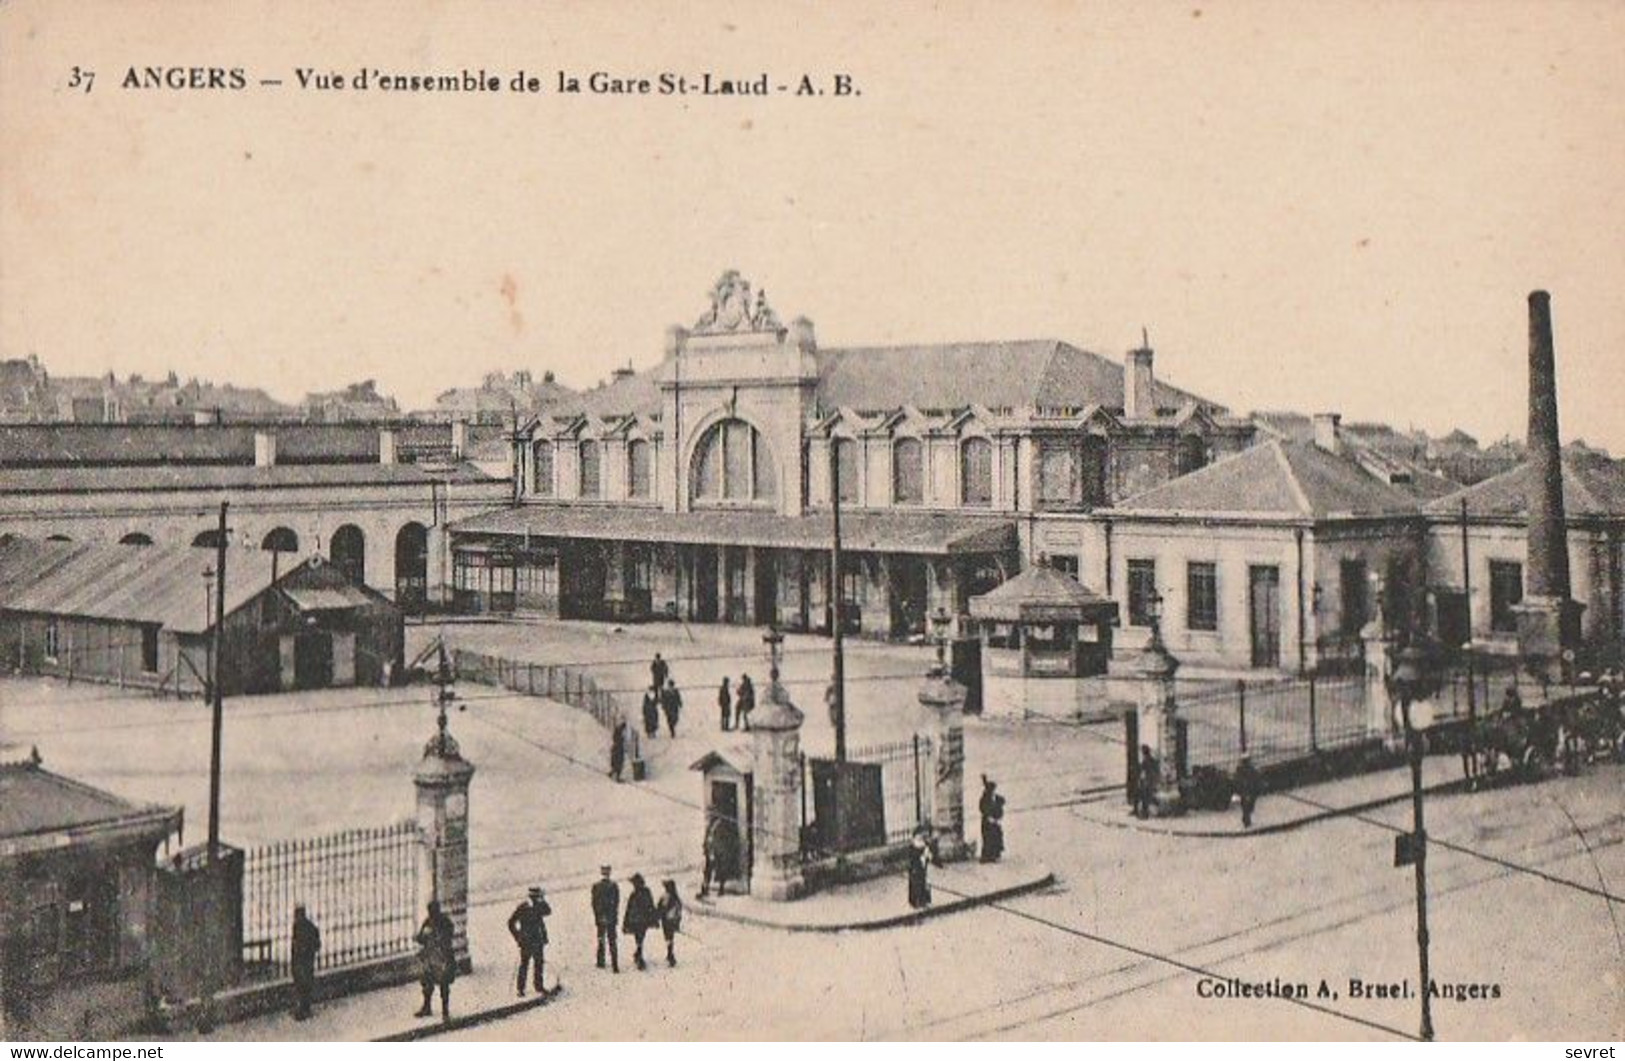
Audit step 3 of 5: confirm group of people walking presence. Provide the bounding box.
[642,653,684,740]
[591,866,684,973]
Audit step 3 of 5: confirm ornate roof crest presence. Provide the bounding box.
[694,270,781,335]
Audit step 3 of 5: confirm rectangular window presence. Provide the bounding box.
[1127,559,1157,627]
[627,441,652,499]
[893,439,925,505]
[1490,560,1523,633]
[1038,440,1079,507]
[1048,554,1080,579]
[1081,437,1110,507]
[1339,559,1368,637]
[578,442,601,499]
[44,619,61,662]
[1186,562,1218,632]
[834,439,860,504]
[961,439,993,507]
[141,625,160,673]
[532,442,554,497]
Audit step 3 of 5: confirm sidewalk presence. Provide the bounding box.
[689,858,1055,932]
[1070,755,1467,838]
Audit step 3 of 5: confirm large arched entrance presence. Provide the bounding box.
[331,524,366,586]
[395,522,429,611]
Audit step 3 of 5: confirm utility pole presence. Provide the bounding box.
[207,501,228,861]
[830,439,846,763]
[1460,497,1476,728]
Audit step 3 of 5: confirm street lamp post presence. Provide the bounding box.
[930,605,952,674]
[1391,645,1435,1042]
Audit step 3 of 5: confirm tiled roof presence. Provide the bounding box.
[1115,439,1421,520]
[814,341,1223,415]
[452,504,1016,555]
[0,758,180,841]
[0,461,495,494]
[1425,455,1625,520]
[968,564,1116,621]
[547,368,664,421]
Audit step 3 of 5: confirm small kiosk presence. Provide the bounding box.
[967,564,1118,719]
[689,742,754,893]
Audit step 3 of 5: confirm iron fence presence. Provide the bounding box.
[847,735,933,844]
[1180,673,1372,771]
[452,648,640,760]
[241,821,419,981]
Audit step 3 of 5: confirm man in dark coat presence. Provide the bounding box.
[609,721,627,782]
[622,873,657,971]
[650,653,669,694]
[978,776,1005,863]
[590,865,621,972]
[1233,756,1262,829]
[660,679,683,738]
[413,901,456,1021]
[718,676,733,731]
[736,673,755,731]
[1134,745,1158,819]
[641,686,661,740]
[700,812,740,897]
[290,905,321,1020]
[906,830,937,909]
[655,879,684,967]
[507,886,551,997]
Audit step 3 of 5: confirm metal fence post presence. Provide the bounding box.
[1309,675,1319,752]
[1237,679,1248,754]
[912,733,923,829]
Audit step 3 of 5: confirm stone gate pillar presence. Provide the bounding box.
[1132,628,1182,813]
[415,714,476,972]
[918,664,968,860]
[749,632,805,901]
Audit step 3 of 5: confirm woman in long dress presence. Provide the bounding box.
[907,831,937,909]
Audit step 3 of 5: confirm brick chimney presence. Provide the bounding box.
[254,429,277,468]
[1124,338,1155,420]
[1517,290,1582,674]
[1312,413,1342,455]
[379,427,398,465]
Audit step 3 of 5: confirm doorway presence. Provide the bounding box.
[753,549,778,627]
[690,546,719,622]
[1249,565,1282,668]
[889,555,929,639]
[293,631,334,689]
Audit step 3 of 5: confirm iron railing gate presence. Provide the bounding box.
[242,820,419,980]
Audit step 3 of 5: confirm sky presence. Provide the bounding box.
[2,0,1622,449]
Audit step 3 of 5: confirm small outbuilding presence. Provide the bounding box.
[689,742,754,893]
[0,536,403,697]
[0,745,183,1039]
[967,562,1119,718]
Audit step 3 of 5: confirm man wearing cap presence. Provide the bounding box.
[590,865,621,973]
[507,886,552,997]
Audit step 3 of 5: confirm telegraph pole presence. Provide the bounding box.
[207,501,228,861]
[830,440,846,762]
[1460,497,1476,728]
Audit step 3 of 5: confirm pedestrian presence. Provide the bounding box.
[642,685,661,740]
[655,879,684,967]
[906,829,938,910]
[623,873,657,971]
[736,673,755,731]
[507,886,551,998]
[978,775,1005,863]
[718,676,733,731]
[1134,745,1157,819]
[590,864,621,973]
[661,678,683,738]
[609,721,627,782]
[413,900,457,1021]
[1233,756,1262,830]
[651,652,669,694]
[290,904,321,1021]
[700,810,740,897]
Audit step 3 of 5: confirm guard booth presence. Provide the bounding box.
[689,744,753,892]
[968,564,1119,719]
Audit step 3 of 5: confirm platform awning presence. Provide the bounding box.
[449,505,1017,556]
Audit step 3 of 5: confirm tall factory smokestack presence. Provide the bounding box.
[1517,289,1582,676]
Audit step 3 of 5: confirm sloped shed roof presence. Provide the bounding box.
[969,564,1117,622]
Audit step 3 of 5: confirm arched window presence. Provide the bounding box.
[691,418,776,504]
[395,522,429,609]
[331,524,366,585]
[192,530,224,549]
[892,437,925,505]
[627,439,652,499]
[119,532,154,546]
[960,437,993,508]
[578,440,601,498]
[532,440,554,497]
[262,527,300,554]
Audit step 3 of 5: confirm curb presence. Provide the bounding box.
[688,871,1057,933]
[371,985,564,1042]
[1079,777,1470,839]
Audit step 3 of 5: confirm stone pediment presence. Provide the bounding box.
[693,270,782,335]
